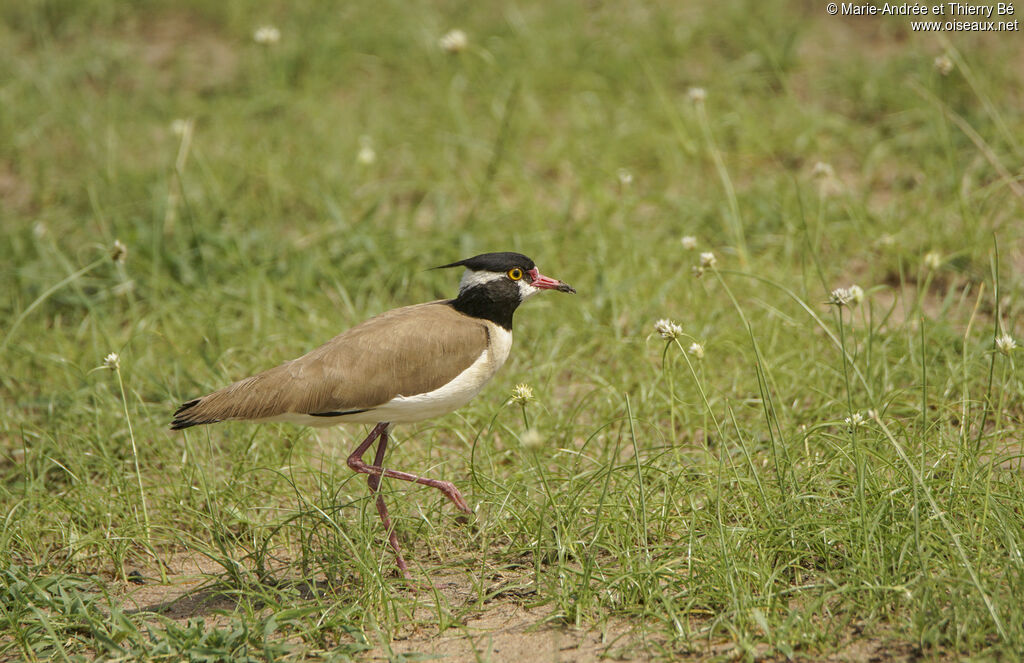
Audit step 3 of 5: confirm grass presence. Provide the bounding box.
[2,0,1023,660]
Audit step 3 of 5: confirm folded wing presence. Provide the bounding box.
[171,302,488,429]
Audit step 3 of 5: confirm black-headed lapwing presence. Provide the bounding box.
[171,252,575,578]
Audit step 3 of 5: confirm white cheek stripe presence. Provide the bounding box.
[459,269,505,291]
[517,278,540,300]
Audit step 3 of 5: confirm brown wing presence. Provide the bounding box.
[171,301,488,428]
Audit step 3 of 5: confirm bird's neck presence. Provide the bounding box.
[449,285,520,330]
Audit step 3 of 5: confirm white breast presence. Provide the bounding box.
[290,322,513,426]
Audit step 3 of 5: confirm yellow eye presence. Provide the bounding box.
[508,267,524,280]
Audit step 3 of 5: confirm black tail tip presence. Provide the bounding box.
[170,399,205,430]
[174,399,201,416]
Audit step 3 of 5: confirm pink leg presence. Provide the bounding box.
[364,426,410,579]
[347,424,473,514]
[347,423,473,579]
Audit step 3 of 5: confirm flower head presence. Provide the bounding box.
[616,168,633,187]
[996,334,1017,356]
[688,342,705,359]
[680,236,697,251]
[811,161,843,197]
[811,161,835,179]
[111,239,127,264]
[104,352,120,370]
[357,145,376,165]
[687,87,706,104]
[654,319,683,340]
[356,137,376,165]
[510,383,534,405]
[848,284,865,305]
[439,29,468,53]
[521,429,544,449]
[844,412,865,427]
[171,119,190,137]
[923,251,942,270]
[828,287,853,307]
[699,252,717,269]
[253,25,281,45]
[934,54,954,76]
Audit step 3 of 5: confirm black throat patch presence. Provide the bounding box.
[448,279,521,330]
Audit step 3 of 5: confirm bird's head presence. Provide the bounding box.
[438,251,576,303]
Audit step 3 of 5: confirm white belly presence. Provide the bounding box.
[279,323,513,426]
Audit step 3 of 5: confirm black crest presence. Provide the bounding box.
[437,252,535,273]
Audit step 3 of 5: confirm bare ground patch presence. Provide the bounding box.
[105,553,960,662]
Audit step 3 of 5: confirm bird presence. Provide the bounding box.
[171,251,575,578]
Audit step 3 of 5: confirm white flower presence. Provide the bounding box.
[680,236,698,250]
[616,168,633,186]
[253,25,281,45]
[510,383,534,404]
[654,319,683,340]
[811,161,834,179]
[923,251,942,270]
[104,352,120,370]
[521,429,544,449]
[812,161,842,197]
[830,285,863,307]
[996,334,1017,355]
[171,119,190,137]
[687,87,706,104]
[699,252,717,269]
[439,29,468,53]
[356,136,377,166]
[934,54,953,76]
[32,222,48,238]
[111,239,127,264]
[844,412,865,427]
[356,145,376,165]
[687,342,704,359]
[829,287,852,307]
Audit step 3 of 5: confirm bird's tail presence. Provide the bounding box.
[170,397,220,430]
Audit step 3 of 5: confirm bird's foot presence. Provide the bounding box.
[436,480,474,515]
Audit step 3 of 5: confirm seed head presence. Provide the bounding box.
[616,168,633,187]
[996,334,1017,356]
[681,236,698,251]
[111,239,127,264]
[439,29,468,53]
[844,412,865,427]
[923,251,942,270]
[688,342,705,359]
[253,25,281,45]
[654,319,683,340]
[934,54,954,76]
[510,383,534,405]
[687,87,706,104]
[104,352,120,370]
[699,252,717,269]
